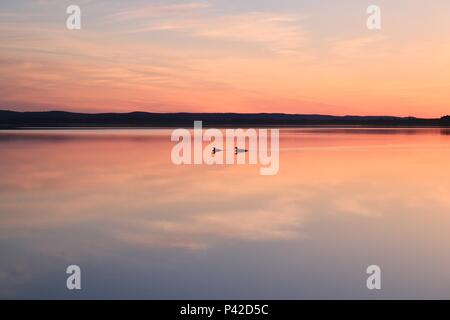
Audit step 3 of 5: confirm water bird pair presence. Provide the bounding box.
[212,147,248,154]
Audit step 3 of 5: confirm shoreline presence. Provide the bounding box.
[1,110,449,129]
[1,125,450,130]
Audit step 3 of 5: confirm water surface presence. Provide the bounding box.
[1,128,450,299]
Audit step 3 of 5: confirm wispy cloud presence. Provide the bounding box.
[331,35,386,58]
[130,12,308,55]
[196,13,307,55]
[108,2,210,21]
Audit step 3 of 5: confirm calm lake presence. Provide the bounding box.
[1,128,450,299]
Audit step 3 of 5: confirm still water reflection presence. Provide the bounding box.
[1,128,450,299]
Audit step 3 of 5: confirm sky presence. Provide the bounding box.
[0,0,449,117]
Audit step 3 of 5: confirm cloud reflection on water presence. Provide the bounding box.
[1,128,450,298]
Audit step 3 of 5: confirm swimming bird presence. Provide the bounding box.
[234,146,248,154]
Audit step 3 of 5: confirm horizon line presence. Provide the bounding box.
[1,109,449,120]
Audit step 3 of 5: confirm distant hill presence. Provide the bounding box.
[1,110,449,128]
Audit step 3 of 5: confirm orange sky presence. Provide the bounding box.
[1,0,450,117]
